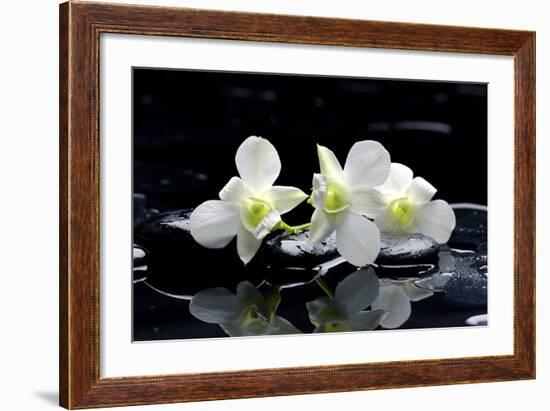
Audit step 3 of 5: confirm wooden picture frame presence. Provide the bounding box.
[59,1,535,408]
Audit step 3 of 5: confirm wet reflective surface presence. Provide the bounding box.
[133,204,488,341]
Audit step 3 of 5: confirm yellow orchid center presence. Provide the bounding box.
[324,183,349,212]
[388,197,416,226]
[246,198,272,228]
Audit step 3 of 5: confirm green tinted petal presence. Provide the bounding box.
[267,316,302,335]
[306,296,346,328]
[263,287,281,321]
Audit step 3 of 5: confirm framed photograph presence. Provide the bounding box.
[59,1,535,409]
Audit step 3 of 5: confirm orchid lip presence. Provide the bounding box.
[244,196,272,228]
[388,196,416,227]
[324,182,350,212]
[312,175,351,214]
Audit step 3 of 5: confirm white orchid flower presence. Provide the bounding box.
[309,141,391,266]
[190,136,308,264]
[369,163,456,243]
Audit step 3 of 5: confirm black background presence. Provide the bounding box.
[133,68,487,223]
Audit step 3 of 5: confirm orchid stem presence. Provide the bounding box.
[292,222,312,232]
[275,221,311,234]
[315,276,335,300]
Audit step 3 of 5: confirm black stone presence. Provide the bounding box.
[439,254,488,307]
[262,231,440,269]
[256,231,339,285]
[448,207,487,252]
[133,244,148,266]
[134,209,260,294]
[135,208,194,246]
[261,231,338,268]
[133,244,149,282]
[434,207,488,307]
[376,233,440,264]
[259,230,441,283]
[373,263,438,279]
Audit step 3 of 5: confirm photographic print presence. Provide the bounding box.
[132,68,488,341]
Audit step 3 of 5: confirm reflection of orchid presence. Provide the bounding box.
[369,163,456,243]
[190,281,300,336]
[307,268,385,332]
[308,142,391,266]
[190,136,307,264]
[371,278,435,329]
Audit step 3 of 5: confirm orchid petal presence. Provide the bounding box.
[403,281,434,302]
[268,316,302,335]
[335,211,381,266]
[348,310,386,331]
[378,163,413,197]
[415,200,456,243]
[334,267,380,314]
[235,281,264,307]
[235,136,281,192]
[311,173,328,210]
[236,226,263,264]
[407,176,437,205]
[306,296,345,328]
[374,209,406,234]
[190,200,239,248]
[317,144,343,180]
[219,176,250,203]
[344,140,391,187]
[190,288,242,324]
[308,208,336,243]
[371,283,411,329]
[264,185,308,214]
[350,187,388,218]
